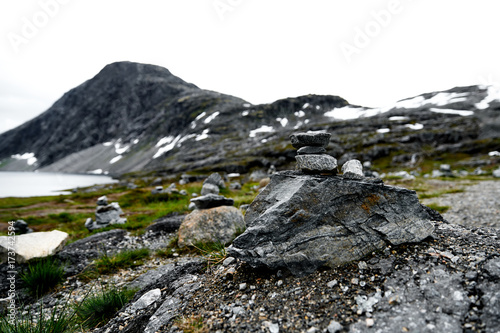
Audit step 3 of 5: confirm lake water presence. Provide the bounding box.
[0,172,117,198]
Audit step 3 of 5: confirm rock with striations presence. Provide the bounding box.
[177,206,245,248]
[228,171,436,276]
[295,154,338,174]
[0,230,69,264]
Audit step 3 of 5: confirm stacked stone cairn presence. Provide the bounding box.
[190,173,233,209]
[291,132,338,174]
[178,173,245,248]
[13,220,33,234]
[228,131,435,276]
[85,195,127,231]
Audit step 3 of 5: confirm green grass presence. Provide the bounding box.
[191,241,227,268]
[74,286,136,329]
[94,248,150,275]
[0,302,78,333]
[425,203,450,214]
[418,188,465,199]
[20,257,65,298]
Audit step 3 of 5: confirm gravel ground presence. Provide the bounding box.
[180,220,500,333]
[422,180,500,229]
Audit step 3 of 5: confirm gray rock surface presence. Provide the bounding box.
[295,154,338,174]
[144,214,185,234]
[228,171,435,276]
[94,259,204,333]
[178,206,245,248]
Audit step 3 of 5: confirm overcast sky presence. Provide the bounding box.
[1,0,499,134]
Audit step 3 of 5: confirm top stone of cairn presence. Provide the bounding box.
[289,132,331,149]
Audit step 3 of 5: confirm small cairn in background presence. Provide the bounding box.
[85,195,127,231]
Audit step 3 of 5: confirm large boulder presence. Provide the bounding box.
[0,230,69,264]
[178,206,245,248]
[228,171,435,276]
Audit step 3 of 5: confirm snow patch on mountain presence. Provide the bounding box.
[475,85,500,109]
[11,152,37,166]
[430,108,474,116]
[154,135,181,158]
[204,111,220,124]
[250,125,274,138]
[324,106,383,120]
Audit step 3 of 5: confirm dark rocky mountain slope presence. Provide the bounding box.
[1,61,499,177]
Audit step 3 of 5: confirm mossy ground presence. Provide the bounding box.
[0,178,260,243]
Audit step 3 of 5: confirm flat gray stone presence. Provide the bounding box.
[0,230,69,264]
[190,194,234,209]
[290,132,331,149]
[295,154,337,174]
[297,146,327,155]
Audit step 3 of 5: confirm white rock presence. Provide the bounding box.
[128,288,161,312]
[0,230,69,264]
[327,320,343,333]
[493,168,500,178]
[341,159,364,179]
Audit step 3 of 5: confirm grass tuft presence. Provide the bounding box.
[426,203,450,214]
[0,299,78,333]
[191,241,227,268]
[20,257,65,298]
[75,286,136,329]
[94,248,150,275]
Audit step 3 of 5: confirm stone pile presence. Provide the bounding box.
[228,132,436,276]
[178,173,245,248]
[190,173,232,210]
[85,195,127,231]
[291,132,337,174]
[13,220,33,234]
